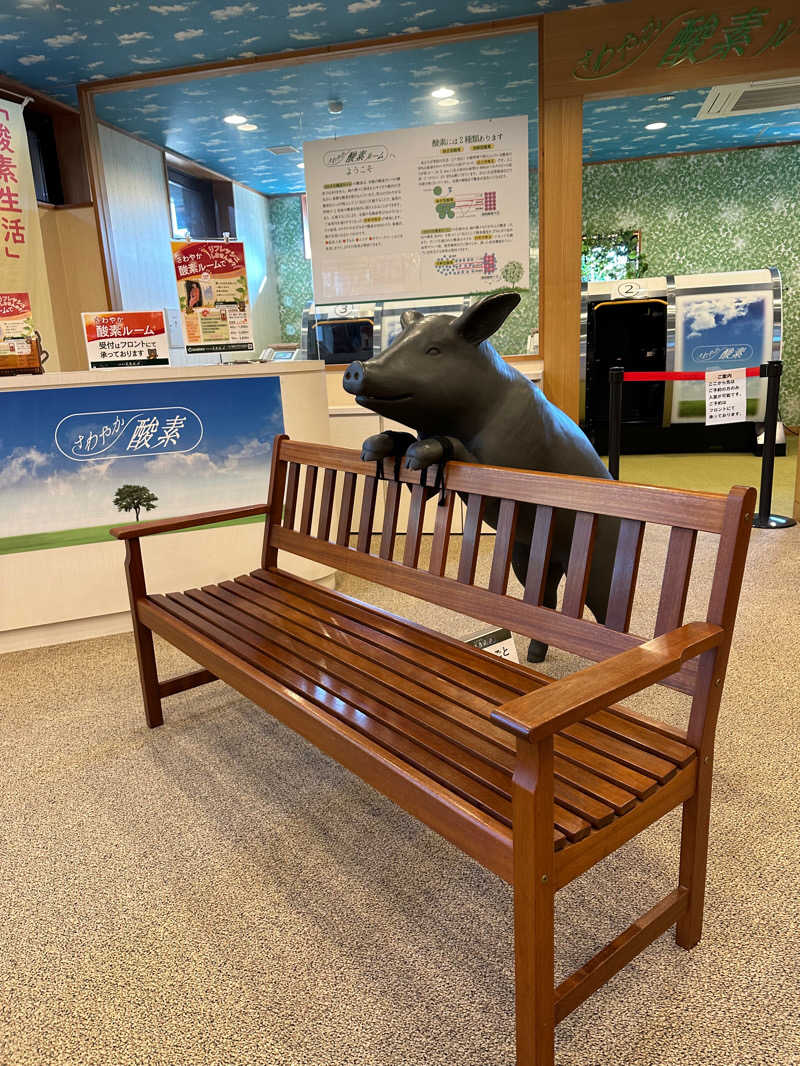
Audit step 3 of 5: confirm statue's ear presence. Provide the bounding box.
[452,292,521,345]
[400,309,424,330]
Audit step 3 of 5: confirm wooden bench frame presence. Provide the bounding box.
[112,435,755,1065]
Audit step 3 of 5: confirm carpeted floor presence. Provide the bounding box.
[2,454,799,1065]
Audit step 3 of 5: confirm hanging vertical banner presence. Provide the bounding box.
[81,310,170,368]
[0,101,58,364]
[304,115,529,304]
[171,240,254,354]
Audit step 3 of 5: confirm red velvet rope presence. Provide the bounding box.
[622,368,762,382]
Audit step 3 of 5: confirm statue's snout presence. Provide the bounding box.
[343,360,366,396]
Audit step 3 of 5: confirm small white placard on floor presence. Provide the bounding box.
[705,367,747,425]
[465,626,519,663]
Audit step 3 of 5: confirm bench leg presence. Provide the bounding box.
[124,539,163,729]
[512,737,555,1066]
[676,758,713,949]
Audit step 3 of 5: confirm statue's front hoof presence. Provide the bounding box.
[526,638,548,664]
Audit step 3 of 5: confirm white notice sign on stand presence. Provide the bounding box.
[304,116,529,304]
[705,368,747,425]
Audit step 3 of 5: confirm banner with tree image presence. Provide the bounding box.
[171,240,254,354]
[0,376,283,555]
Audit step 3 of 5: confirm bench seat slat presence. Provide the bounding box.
[239,573,524,704]
[258,568,537,695]
[157,592,517,828]
[147,569,701,858]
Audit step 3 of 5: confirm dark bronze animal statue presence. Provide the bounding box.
[342,291,618,661]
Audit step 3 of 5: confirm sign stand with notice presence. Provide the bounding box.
[0,293,43,376]
[171,240,254,356]
[82,311,170,369]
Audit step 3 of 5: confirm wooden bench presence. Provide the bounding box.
[112,434,755,1065]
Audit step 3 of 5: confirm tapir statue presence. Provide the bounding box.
[342,291,619,662]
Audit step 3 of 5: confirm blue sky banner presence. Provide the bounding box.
[0,376,283,552]
[672,290,771,422]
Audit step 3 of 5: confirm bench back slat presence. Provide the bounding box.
[654,527,697,636]
[267,439,754,698]
[562,512,598,618]
[523,504,555,606]
[299,466,318,536]
[403,484,428,569]
[604,518,645,633]
[429,490,455,576]
[380,480,402,560]
[317,468,337,541]
[356,475,378,553]
[336,471,357,547]
[488,498,519,596]
[458,494,487,585]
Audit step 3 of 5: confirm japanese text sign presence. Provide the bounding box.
[705,367,747,424]
[171,240,254,354]
[82,311,170,369]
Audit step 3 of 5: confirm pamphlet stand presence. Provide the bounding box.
[607,362,795,530]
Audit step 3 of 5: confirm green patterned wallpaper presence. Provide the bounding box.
[268,145,800,424]
[269,195,313,345]
[582,145,800,425]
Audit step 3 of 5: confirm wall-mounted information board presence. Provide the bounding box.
[304,115,529,304]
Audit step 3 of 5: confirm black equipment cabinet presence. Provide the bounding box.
[584,298,668,455]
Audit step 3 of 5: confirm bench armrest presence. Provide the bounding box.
[490,621,724,742]
[110,503,268,540]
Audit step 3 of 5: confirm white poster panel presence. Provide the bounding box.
[305,116,529,303]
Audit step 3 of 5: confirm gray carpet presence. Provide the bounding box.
[2,521,799,1065]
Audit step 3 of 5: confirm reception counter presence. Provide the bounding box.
[0,361,333,652]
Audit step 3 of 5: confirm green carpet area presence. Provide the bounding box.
[611,434,797,519]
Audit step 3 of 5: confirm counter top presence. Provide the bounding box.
[0,360,324,392]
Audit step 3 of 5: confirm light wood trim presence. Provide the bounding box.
[79,16,540,95]
[77,86,117,308]
[539,89,583,421]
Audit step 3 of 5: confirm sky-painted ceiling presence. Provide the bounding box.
[584,88,800,164]
[0,0,614,107]
[97,31,539,195]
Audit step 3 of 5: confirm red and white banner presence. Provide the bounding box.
[81,310,170,368]
[171,240,253,354]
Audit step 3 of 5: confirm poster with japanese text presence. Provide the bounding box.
[304,116,529,303]
[0,376,283,555]
[0,102,58,363]
[171,240,254,354]
[82,311,170,369]
[671,289,771,423]
[0,292,36,372]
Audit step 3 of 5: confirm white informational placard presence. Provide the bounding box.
[465,626,519,663]
[705,368,747,425]
[304,116,530,304]
[82,311,170,369]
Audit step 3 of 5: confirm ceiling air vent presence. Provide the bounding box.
[697,77,800,119]
[266,144,299,155]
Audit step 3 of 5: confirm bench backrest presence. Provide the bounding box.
[263,435,755,701]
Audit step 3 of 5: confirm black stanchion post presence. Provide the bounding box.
[607,365,623,481]
[753,361,795,529]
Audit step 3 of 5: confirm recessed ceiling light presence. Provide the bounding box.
[238,123,258,131]
[297,162,305,169]
[224,114,247,125]
[438,97,460,107]
[657,95,675,102]
[645,121,667,130]
[431,87,455,99]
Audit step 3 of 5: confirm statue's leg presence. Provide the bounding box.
[360,430,416,464]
